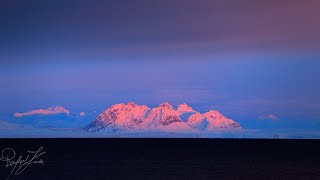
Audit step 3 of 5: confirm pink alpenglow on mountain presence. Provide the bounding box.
[86,102,150,132]
[187,112,208,130]
[177,103,195,114]
[144,102,182,127]
[14,106,70,117]
[203,110,241,129]
[86,102,241,132]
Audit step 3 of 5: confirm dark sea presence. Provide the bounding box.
[0,138,320,180]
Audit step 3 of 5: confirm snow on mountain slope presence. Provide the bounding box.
[203,110,241,130]
[177,103,195,114]
[154,122,195,132]
[14,106,70,117]
[186,110,240,130]
[177,103,196,122]
[186,112,208,130]
[86,102,241,132]
[86,102,150,132]
[143,102,182,127]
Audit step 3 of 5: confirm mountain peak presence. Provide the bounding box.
[204,110,223,119]
[127,102,137,107]
[205,109,218,113]
[177,103,194,112]
[111,103,125,109]
[158,102,173,109]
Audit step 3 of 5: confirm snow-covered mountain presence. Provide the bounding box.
[188,110,241,130]
[86,102,240,132]
[86,102,150,132]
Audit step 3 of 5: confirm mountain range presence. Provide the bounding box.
[85,102,241,132]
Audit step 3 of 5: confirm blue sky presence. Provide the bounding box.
[0,0,320,131]
[1,53,320,130]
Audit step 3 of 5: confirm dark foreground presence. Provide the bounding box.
[0,138,320,180]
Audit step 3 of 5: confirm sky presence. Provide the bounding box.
[0,0,320,130]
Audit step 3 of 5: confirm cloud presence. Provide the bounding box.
[79,112,86,117]
[258,114,280,121]
[14,106,70,117]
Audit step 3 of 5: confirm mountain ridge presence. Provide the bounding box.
[86,102,241,132]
